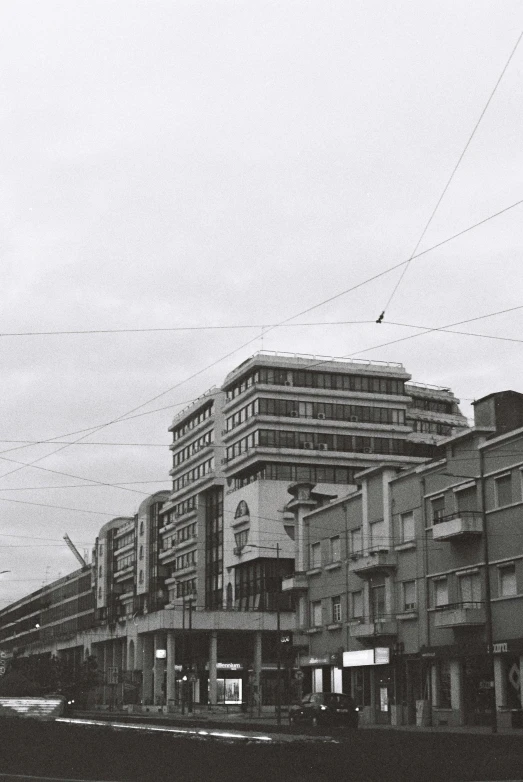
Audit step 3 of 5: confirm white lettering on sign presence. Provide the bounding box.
[493,643,508,654]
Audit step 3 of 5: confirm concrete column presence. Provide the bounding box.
[450,660,463,723]
[494,656,507,709]
[332,667,343,693]
[431,664,439,707]
[166,632,176,707]
[312,668,323,693]
[141,635,154,705]
[154,633,166,705]
[519,656,523,708]
[253,631,262,715]
[208,631,218,706]
[361,481,369,552]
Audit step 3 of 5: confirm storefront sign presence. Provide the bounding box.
[300,655,330,666]
[217,662,243,671]
[375,647,390,665]
[343,648,390,668]
[493,643,508,654]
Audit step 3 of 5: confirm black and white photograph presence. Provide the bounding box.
[0,2,522,780]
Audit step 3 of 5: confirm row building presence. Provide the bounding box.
[0,352,468,713]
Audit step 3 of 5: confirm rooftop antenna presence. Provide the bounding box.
[42,565,50,587]
[63,534,88,568]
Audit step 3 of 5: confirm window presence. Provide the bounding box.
[310,600,322,627]
[351,591,363,619]
[139,546,143,561]
[456,485,477,514]
[400,512,415,542]
[495,474,512,508]
[329,536,341,562]
[234,530,249,549]
[370,575,386,618]
[402,580,416,611]
[350,528,362,555]
[310,542,321,569]
[332,596,342,623]
[431,496,445,524]
[499,564,517,597]
[437,659,451,709]
[458,572,481,604]
[433,577,448,607]
[370,520,386,551]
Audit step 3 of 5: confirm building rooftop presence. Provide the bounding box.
[223,351,410,388]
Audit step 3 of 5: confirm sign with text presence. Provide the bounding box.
[343,648,390,667]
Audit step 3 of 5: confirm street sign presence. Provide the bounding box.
[294,670,304,680]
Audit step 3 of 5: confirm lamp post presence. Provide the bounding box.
[244,543,282,728]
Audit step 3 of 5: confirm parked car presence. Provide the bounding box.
[288,692,359,728]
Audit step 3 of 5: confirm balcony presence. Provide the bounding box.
[282,573,308,592]
[348,549,397,576]
[434,602,486,629]
[432,512,482,541]
[350,616,398,638]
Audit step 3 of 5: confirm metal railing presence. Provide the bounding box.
[433,511,482,526]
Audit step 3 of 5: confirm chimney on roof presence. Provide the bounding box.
[473,391,523,437]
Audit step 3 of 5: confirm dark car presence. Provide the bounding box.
[288,692,359,728]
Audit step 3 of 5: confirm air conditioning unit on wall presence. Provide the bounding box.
[319,443,328,451]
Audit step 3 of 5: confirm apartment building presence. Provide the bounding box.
[0,351,468,712]
[284,389,523,729]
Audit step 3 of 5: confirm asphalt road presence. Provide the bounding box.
[1,717,523,782]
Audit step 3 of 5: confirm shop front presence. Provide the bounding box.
[343,647,393,725]
[422,641,493,727]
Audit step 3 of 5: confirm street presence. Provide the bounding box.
[1,718,523,782]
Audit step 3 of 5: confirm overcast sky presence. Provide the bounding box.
[1,0,522,604]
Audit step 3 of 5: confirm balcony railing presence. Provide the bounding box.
[434,601,486,628]
[348,549,397,576]
[432,512,483,541]
[350,615,398,638]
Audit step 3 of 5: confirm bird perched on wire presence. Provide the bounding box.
[376,311,385,324]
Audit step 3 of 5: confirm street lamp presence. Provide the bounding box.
[244,543,282,728]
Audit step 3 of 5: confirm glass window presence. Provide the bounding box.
[458,572,481,605]
[370,520,386,551]
[499,564,517,597]
[400,512,415,542]
[351,591,363,618]
[332,596,342,623]
[350,527,362,555]
[431,496,445,524]
[403,580,416,611]
[437,659,451,709]
[456,486,477,513]
[310,542,321,569]
[434,577,448,607]
[310,600,322,627]
[495,474,512,508]
[370,575,386,618]
[329,536,341,562]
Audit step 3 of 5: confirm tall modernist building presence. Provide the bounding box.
[162,351,467,617]
[0,351,467,710]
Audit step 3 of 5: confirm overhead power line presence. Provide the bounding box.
[0,196,520,489]
[379,27,523,319]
